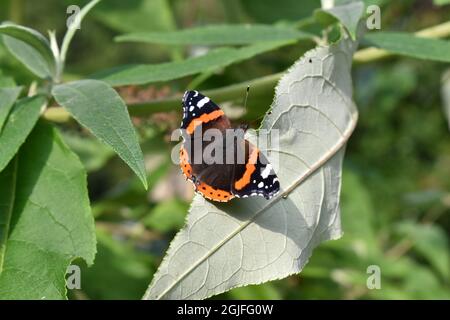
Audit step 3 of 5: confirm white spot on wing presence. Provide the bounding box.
[258,182,264,188]
[197,97,210,108]
[261,164,273,179]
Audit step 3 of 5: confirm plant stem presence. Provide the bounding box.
[43,20,450,122]
[9,0,23,24]
[56,0,101,82]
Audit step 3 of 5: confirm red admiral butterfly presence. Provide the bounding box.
[179,90,280,202]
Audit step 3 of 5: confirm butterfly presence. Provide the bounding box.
[179,90,280,202]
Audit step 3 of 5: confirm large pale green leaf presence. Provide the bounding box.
[94,41,294,86]
[316,0,365,39]
[0,95,46,173]
[116,24,312,45]
[144,33,359,300]
[0,23,55,78]
[0,86,21,132]
[364,32,450,62]
[52,80,147,189]
[0,122,96,299]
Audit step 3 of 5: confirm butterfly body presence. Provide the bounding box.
[180,91,280,202]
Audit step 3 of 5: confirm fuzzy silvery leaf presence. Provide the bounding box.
[144,32,359,299]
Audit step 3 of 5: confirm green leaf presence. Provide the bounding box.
[316,0,365,39]
[143,200,189,233]
[0,86,21,132]
[0,23,55,78]
[95,41,294,86]
[116,24,312,45]
[144,34,359,300]
[52,80,147,189]
[74,229,153,300]
[0,95,46,173]
[0,70,16,87]
[1,36,52,79]
[364,32,450,62]
[61,132,115,173]
[0,122,96,299]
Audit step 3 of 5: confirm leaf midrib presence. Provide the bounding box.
[55,82,146,187]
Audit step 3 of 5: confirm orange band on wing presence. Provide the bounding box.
[179,146,193,178]
[196,181,234,202]
[186,110,224,135]
[234,148,259,191]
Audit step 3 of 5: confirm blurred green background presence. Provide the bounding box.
[0,0,449,299]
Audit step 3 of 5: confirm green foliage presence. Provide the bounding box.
[0,96,46,172]
[394,221,449,279]
[1,36,52,79]
[364,32,450,62]
[73,229,154,300]
[0,122,96,299]
[0,70,15,87]
[117,24,312,45]
[61,133,115,173]
[0,0,449,300]
[94,41,295,86]
[52,80,148,189]
[0,86,21,131]
[142,199,188,233]
[0,23,55,78]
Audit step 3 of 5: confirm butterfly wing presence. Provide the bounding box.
[180,90,280,201]
[180,91,235,202]
[232,140,280,199]
[181,90,226,134]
